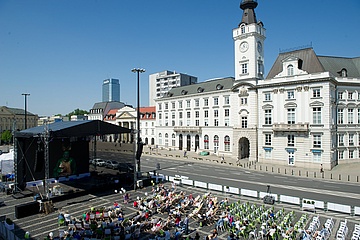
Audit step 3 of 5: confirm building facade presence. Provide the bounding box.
[154,0,360,169]
[102,78,120,102]
[149,70,198,106]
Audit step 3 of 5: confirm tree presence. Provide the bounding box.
[66,108,89,117]
[1,130,12,144]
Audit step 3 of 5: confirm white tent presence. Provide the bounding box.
[0,149,14,174]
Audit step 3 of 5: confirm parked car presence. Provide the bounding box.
[92,158,106,167]
[117,163,134,173]
[105,160,120,169]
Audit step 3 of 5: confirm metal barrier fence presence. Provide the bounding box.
[163,174,360,217]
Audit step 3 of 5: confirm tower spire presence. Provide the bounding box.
[239,0,258,25]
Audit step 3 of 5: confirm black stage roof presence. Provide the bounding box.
[15,120,131,138]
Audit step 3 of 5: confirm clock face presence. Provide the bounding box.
[257,41,262,53]
[240,41,249,53]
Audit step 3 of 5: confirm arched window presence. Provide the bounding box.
[287,64,294,76]
[204,135,209,150]
[172,133,176,146]
[224,135,230,152]
[158,133,162,145]
[213,135,219,153]
[165,133,169,147]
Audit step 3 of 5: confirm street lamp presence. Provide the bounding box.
[131,68,145,187]
[22,93,30,129]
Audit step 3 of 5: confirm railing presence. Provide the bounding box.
[164,174,360,217]
[173,126,201,133]
[273,123,309,132]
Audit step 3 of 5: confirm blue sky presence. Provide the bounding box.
[1,0,360,116]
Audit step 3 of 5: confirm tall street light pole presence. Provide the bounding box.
[131,68,145,175]
[22,93,30,129]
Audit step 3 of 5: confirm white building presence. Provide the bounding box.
[149,70,197,106]
[154,0,360,170]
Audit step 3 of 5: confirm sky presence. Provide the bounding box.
[1,0,360,116]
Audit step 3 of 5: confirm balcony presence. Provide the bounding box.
[272,123,309,132]
[173,126,202,133]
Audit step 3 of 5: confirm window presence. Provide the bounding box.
[287,135,295,147]
[179,120,183,126]
[214,119,219,126]
[242,116,248,128]
[349,150,354,159]
[265,92,271,101]
[158,133,162,145]
[287,90,295,99]
[338,150,344,160]
[348,109,354,124]
[186,100,191,108]
[172,134,176,146]
[338,109,343,124]
[348,92,353,100]
[186,112,191,118]
[224,96,230,105]
[171,102,175,109]
[265,109,272,125]
[241,98,247,105]
[204,110,208,118]
[338,92,343,100]
[287,108,295,124]
[158,113,162,119]
[265,149,271,159]
[195,111,199,118]
[214,110,219,118]
[288,152,295,165]
[214,97,219,106]
[313,135,321,148]
[165,103,168,110]
[179,112,183,119]
[313,152,321,162]
[265,134,272,145]
[225,118,229,126]
[186,119,190,126]
[287,65,294,76]
[313,107,322,124]
[358,109,360,124]
[195,99,199,107]
[204,98,209,106]
[241,25,245,34]
[178,101,183,109]
[204,135,209,149]
[224,136,230,152]
[313,88,321,98]
[158,103,162,110]
[172,112,175,119]
[195,120,199,126]
[349,134,354,146]
[225,109,229,117]
[241,63,248,74]
[204,119,208,126]
[338,134,344,146]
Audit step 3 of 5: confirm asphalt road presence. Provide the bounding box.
[137,155,360,207]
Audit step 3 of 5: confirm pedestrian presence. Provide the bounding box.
[221,155,225,163]
[184,150,187,157]
[194,232,201,240]
[184,215,189,235]
[320,164,324,173]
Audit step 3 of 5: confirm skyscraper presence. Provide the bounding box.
[102,78,120,102]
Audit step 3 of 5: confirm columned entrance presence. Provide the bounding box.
[179,134,183,150]
[195,135,199,152]
[186,134,191,151]
[238,137,250,159]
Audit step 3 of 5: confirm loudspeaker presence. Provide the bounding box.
[263,195,275,205]
[15,201,40,219]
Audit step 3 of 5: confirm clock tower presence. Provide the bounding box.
[233,0,266,82]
